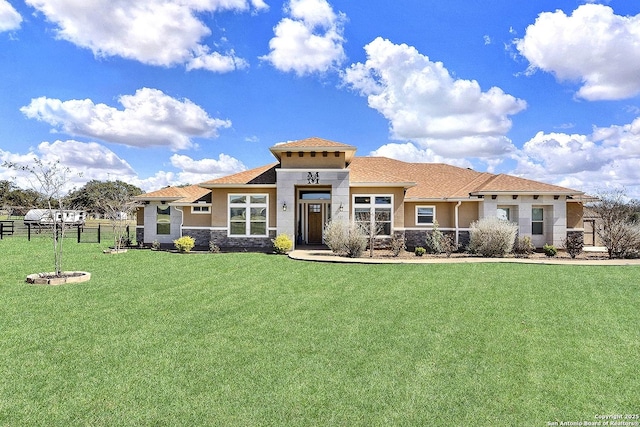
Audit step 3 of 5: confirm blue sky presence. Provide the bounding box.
[2,0,640,198]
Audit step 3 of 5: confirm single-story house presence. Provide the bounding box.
[134,137,586,250]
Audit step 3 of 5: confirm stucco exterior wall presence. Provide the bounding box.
[478,195,569,247]
[142,203,182,245]
[279,151,346,169]
[182,207,212,227]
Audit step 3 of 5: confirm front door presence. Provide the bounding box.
[308,204,323,244]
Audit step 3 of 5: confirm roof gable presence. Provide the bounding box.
[200,163,278,186]
[135,185,210,203]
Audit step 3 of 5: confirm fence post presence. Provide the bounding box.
[0,223,3,240]
[77,225,81,243]
[98,224,101,244]
[28,224,31,241]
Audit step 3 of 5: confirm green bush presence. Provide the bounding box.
[513,235,535,258]
[467,217,517,257]
[415,247,426,256]
[174,236,195,253]
[543,244,557,257]
[271,233,293,254]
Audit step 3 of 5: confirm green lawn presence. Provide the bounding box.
[1,238,639,426]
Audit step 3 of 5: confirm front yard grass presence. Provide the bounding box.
[1,238,639,426]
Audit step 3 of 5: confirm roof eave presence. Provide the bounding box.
[199,183,277,189]
[350,181,417,188]
[470,190,583,196]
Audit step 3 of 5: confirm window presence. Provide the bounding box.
[157,206,171,235]
[416,206,435,225]
[497,207,510,221]
[229,194,268,236]
[532,207,544,235]
[353,195,392,235]
[192,205,210,214]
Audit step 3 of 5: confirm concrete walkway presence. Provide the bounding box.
[289,249,640,266]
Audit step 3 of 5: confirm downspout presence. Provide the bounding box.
[454,201,462,247]
[175,206,184,237]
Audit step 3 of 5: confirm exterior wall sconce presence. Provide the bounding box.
[282,202,287,211]
[512,195,518,200]
[339,202,344,212]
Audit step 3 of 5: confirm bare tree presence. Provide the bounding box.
[3,159,79,275]
[96,181,139,251]
[589,190,640,259]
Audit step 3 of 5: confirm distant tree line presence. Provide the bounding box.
[1,179,143,217]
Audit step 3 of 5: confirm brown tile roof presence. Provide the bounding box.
[135,185,210,203]
[349,157,581,199]
[272,136,356,149]
[472,174,579,194]
[200,163,278,186]
[136,147,582,201]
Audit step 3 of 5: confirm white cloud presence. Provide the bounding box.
[0,140,138,193]
[0,140,249,193]
[343,37,526,159]
[261,0,346,75]
[186,48,248,72]
[0,0,21,32]
[370,142,473,169]
[25,0,266,71]
[513,118,640,198]
[170,153,246,183]
[515,4,640,100]
[20,88,231,150]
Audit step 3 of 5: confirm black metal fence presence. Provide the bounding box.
[0,221,132,244]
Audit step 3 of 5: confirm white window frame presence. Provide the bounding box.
[156,205,171,235]
[353,195,393,236]
[416,205,436,225]
[532,207,544,235]
[191,205,210,214]
[228,194,268,237]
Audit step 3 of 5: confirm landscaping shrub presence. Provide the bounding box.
[467,217,517,257]
[209,241,221,253]
[174,236,195,253]
[425,221,445,254]
[323,220,367,258]
[513,235,535,258]
[272,233,293,254]
[389,233,406,257]
[441,233,458,257]
[414,247,426,256]
[543,244,557,257]
[563,233,583,259]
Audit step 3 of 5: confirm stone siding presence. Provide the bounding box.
[209,229,276,252]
